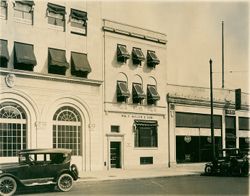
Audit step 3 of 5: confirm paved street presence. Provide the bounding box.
[17,176,249,195]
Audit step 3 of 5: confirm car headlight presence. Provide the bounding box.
[0,170,3,174]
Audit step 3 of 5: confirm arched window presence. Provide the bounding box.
[53,106,82,156]
[0,102,27,157]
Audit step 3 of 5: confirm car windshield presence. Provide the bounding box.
[218,149,241,158]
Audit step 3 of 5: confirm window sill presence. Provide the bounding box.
[48,24,64,32]
[14,17,32,25]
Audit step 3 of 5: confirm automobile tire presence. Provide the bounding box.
[205,165,213,175]
[0,176,17,196]
[57,173,73,192]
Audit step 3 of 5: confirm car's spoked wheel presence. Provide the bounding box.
[57,173,73,192]
[0,176,17,196]
[205,165,213,175]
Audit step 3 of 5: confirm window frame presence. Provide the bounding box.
[117,81,130,103]
[117,44,130,63]
[70,8,87,36]
[147,50,160,68]
[147,84,160,105]
[47,3,66,31]
[132,83,146,104]
[13,1,34,25]
[0,0,7,20]
[132,47,145,65]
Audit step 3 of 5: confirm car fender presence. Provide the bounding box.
[55,169,77,181]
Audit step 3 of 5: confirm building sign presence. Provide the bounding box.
[121,114,153,119]
[184,136,191,143]
[225,109,235,115]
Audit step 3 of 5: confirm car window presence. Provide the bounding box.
[29,154,35,162]
[37,154,44,162]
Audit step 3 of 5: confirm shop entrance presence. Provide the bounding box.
[110,142,121,168]
[225,116,236,148]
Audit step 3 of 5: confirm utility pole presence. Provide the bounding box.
[210,59,216,161]
[222,21,224,88]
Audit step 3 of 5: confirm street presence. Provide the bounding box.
[16,175,249,195]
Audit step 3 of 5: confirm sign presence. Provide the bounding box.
[225,109,235,115]
[184,136,191,143]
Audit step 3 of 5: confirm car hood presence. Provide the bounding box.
[0,162,22,171]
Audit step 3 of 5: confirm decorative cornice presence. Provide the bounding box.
[0,69,103,86]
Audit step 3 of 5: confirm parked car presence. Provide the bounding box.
[0,148,78,196]
[204,148,249,176]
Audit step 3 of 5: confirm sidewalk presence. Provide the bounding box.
[78,164,204,182]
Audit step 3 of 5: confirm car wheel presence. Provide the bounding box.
[0,176,17,196]
[57,173,73,192]
[205,165,213,175]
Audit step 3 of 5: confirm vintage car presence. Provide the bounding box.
[0,148,78,196]
[204,148,249,176]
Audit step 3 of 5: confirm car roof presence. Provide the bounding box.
[18,148,72,155]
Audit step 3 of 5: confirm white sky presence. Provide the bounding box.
[101,0,249,93]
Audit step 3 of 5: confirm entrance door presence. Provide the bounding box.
[110,142,121,168]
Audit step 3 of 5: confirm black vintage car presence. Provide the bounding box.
[204,148,249,176]
[0,148,78,196]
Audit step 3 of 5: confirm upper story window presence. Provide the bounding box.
[48,48,69,75]
[47,3,66,31]
[132,47,145,65]
[70,8,87,36]
[147,50,160,68]
[14,1,34,25]
[117,81,130,103]
[147,85,160,105]
[14,42,37,71]
[0,39,9,68]
[117,44,130,63]
[132,83,146,104]
[0,0,7,20]
[71,52,91,78]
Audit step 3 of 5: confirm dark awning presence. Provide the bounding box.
[147,50,160,65]
[134,120,158,127]
[71,9,87,20]
[15,1,35,6]
[117,44,130,58]
[147,85,160,101]
[1,1,7,7]
[133,83,146,99]
[132,47,145,61]
[117,81,130,98]
[14,42,37,65]
[71,52,91,72]
[48,48,69,68]
[47,3,66,15]
[0,40,9,61]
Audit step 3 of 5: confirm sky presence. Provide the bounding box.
[101,0,249,93]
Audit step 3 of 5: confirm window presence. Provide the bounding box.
[0,0,7,20]
[111,125,120,133]
[132,83,146,104]
[70,9,87,36]
[147,50,160,68]
[0,102,27,157]
[117,44,130,63]
[239,117,250,130]
[14,1,34,24]
[53,106,82,156]
[48,48,69,75]
[14,42,37,71]
[132,47,145,65]
[147,85,160,105]
[134,120,158,147]
[0,39,9,68]
[71,52,91,78]
[140,157,153,165]
[47,3,66,31]
[117,81,130,103]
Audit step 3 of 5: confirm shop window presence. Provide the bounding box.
[134,120,158,148]
[117,44,130,63]
[14,1,34,25]
[0,39,9,68]
[47,3,66,31]
[132,83,146,104]
[140,157,153,165]
[111,125,120,133]
[132,47,145,65]
[147,85,160,105]
[0,0,7,20]
[239,117,250,130]
[48,48,69,75]
[14,42,37,71]
[147,50,160,68]
[0,102,27,157]
[70,8,87,36]
[53,106,82,156]
[71,52,91,78]
[117,81,130,103]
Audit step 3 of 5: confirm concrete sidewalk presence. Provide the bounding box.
[78,164,204,182]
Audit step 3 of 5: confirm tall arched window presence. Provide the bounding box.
[0,102,27,157]
[53,106,82,156]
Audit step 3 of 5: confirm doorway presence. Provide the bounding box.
[110,142,121,168]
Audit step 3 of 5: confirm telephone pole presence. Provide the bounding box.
[210,59,215,161]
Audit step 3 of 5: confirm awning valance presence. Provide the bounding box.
[48,48,69,68]
[117,81,130,98]
[0,40,9,61]
[134,120,158,127]
[15,0,35,6]
[14,42,37,65]
[47,3,66,15]
[71,52,91,72]
[71,9,87,20]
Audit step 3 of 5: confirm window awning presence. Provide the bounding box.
[47,3,66,15]
[15,0,35,6]
[0,40,9,61]
[147,50,160,65]
[117,81,130,98]
[1,1,7,7]
[71,52,91,73]
[14,42,37,66]
[132,48,145,61]
[71,9,87,20]
[147,85,160,101]
[48,48,69,68]
[117,44,130,59]
[133,83,146,99]
[134,120,158,127]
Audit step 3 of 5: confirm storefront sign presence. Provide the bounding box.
[225,109,235,115]
[184,136,191,143]
[121,114,153,119]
